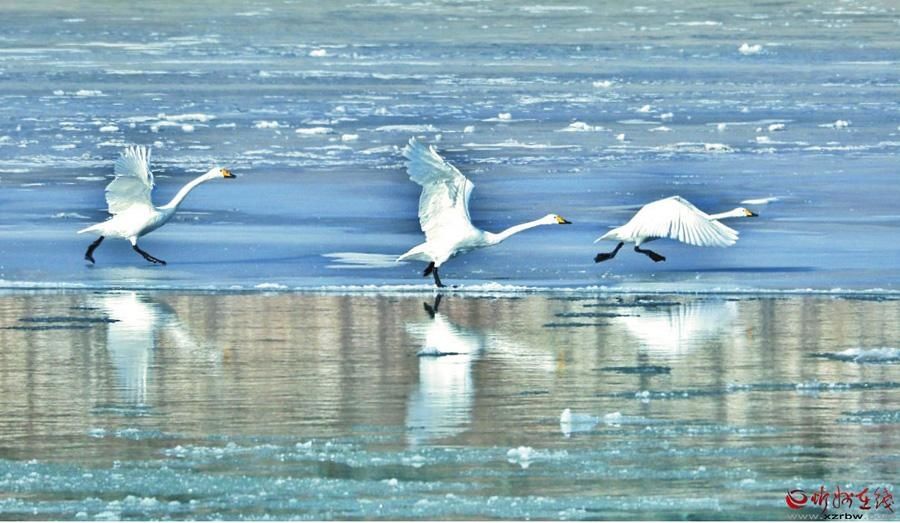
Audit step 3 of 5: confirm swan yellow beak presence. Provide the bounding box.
[745,210,758,217]
[556,215,572,224]
[222,169,236,179]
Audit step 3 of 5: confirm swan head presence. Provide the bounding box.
[736,207,758,218]
[203,167,236,180]
[543,214,572,225]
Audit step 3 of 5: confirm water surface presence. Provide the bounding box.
[0,291,897,519]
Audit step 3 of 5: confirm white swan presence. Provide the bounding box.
[594,195,757,263]
[78,145,235,265]
[397,138,571,287]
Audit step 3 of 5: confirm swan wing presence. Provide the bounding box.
[403,138,475,242]
[105,145,155,215]
[629,196,738,247]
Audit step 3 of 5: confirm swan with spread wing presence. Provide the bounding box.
[78,146,235,265]
[397,138,571,287]
[594,196,757,263]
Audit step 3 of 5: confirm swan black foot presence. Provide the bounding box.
[423,295,443,318]
[635,246,665,262]
[133,244,167,265]
[85,236,104,264]
[594,242,624,263]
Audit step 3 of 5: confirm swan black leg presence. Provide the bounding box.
[432,266,445,288]
[423,262,435,277]
[635,246,666,262]
[85,236,104,264]
[133,244,167,265]
[594,242,624,263]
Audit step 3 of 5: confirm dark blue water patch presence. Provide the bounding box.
[19,316,118,323]
[554,311,635,318]
[516,390,551,396]
[543,322,610,328]
[811,349,900,364]
[599,365,672,375]
[600,381,900,400]
[2,324,94,331]
[581,301,682,308]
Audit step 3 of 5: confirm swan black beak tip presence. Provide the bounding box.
[556,216,572,225]
[222,169,236,179]
[748,211,758,217]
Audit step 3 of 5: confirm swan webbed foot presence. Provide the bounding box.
[133,244,167,265]
[635,246,666,262]
[594,242,624,263]
[84,236,104,264]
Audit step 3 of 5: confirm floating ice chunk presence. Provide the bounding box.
[650,126,671,132]
[506,446,536,468]
[739,43,763,55]
[374,124,438,133]
[323,252,399,269]
[704,143,733,152]
[616,133,626,141]
[309,49,328,57]
[558,121,604,132]
[592,79,615,88]
[560,408,599,437]
[463,125,475,133]
[75,89,104,96]
[181,124,194,132]
[716,123,727,132]
[497,112,512,120]
[637,104,652,113]
[755,136,771,144]
[52,212,91,220]
[161,113,215,123]
[295,126,333,135]
[341,133,358,142]
[827,347,900,363]
[53,89,65,95]
[740,196,779,205]
[99,125,118,133]
[659,112,673,121]
[254,282,288,290]
[820,119,850,129]
[768,123,785,132]
[254,120,283,129]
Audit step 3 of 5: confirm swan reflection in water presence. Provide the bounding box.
[405,295,553,446]
[615,299,739,356]
[94,292,210,409]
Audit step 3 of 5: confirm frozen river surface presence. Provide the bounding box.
[0,0,898,292]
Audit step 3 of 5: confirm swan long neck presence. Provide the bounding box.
[708,208,746,220]
[160,174,210,210]
[487,217,549,245]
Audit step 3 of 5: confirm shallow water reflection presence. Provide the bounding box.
[0,291,898,519]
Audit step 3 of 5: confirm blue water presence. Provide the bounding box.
[0,0,898,292]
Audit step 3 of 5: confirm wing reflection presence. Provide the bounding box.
[615,300,738,356]
[94,292,205,409]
